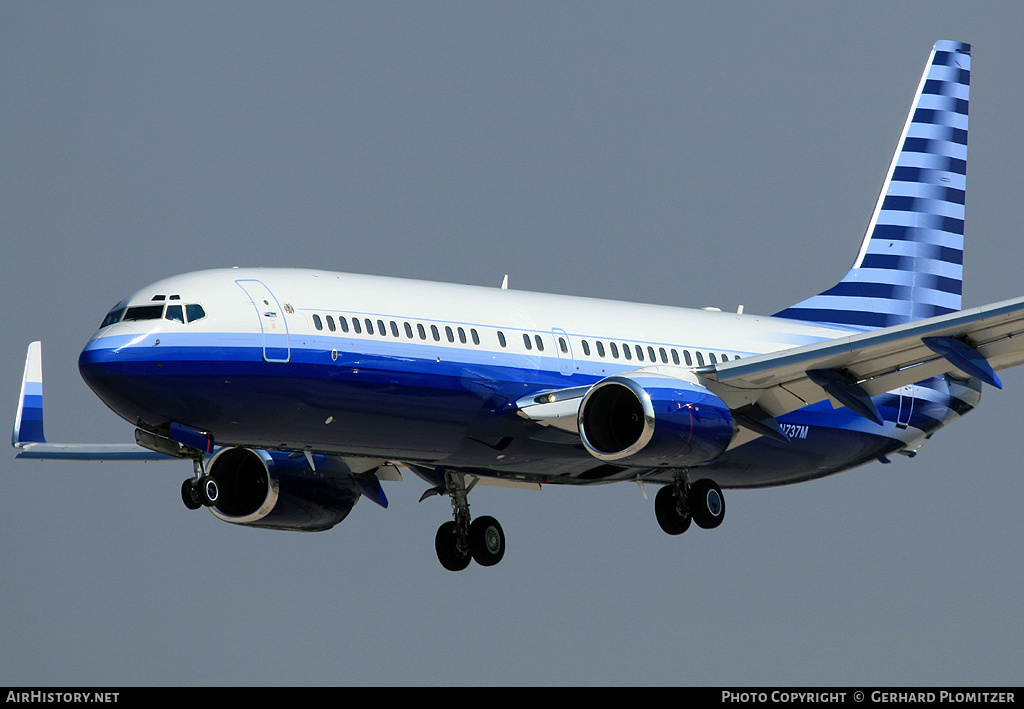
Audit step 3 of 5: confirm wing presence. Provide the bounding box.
[518,296,1024,437]
[12,341,172,461]
[704,295,1024,420]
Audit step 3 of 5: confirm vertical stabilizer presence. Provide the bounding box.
[776,40,971,329]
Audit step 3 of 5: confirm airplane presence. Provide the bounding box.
[13,40,1024,571]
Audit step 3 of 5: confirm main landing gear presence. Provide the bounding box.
[180,454,219,511]
[654,474,725,535]
[430,472,506,571]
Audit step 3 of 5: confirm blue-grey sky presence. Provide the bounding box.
[2,2,1023,686]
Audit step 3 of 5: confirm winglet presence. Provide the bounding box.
[13,341,46,447]
[13,340,175,461]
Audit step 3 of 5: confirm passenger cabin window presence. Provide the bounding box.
[327,316,337,332]
[471,329,480,345]
[458,327,468,344]
[582,340,590,356]
[313,314,323,330]
[559,337,568,354]
[497,331,506,348]
[597,341,605,357]
[523,333,532,350]
[696,352,705,366]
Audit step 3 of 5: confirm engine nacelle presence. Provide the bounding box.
[206,448,361,531]
[578,371,734,468]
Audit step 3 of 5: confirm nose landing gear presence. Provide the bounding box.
[180,453,218,510]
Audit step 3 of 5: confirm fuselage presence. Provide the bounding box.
[78,267,982,488]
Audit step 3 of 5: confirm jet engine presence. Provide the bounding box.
[578,371,734,468]
[205,447,362,531]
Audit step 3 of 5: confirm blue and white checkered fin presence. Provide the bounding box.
[776,40,970,330]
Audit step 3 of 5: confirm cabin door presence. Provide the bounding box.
[236,279,291,363]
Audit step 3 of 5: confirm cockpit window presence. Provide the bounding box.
[102,301,207,327]
[185,304,206,323]
[123,305,165,321]
[100,308,125,328]
[165,305,185,323]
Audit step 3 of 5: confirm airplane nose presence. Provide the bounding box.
[78,333,159,425]
[79,336,126,411]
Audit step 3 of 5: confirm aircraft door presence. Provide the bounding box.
[552,328,574,376]
[236,279,291,363]
[896,384,916,428]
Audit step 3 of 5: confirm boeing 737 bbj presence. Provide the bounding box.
[14,41,1024,570]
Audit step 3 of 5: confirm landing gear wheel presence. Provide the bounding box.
[655,484,691,535]
[689,478,725,529]
[181,478,202,511]
[469,516,505,566]
[198,475,219,507]
[435,521,471,572]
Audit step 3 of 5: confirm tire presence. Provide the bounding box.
[435,521,471,571]
[199,475,219,507]
[689,478,725,529]
[655,484,691,535]
[181,479,202,511]
[469,516,505,566]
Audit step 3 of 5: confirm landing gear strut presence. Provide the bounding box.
[654,474,725,535]
[180,453,218,511]
[432,472,506,571]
